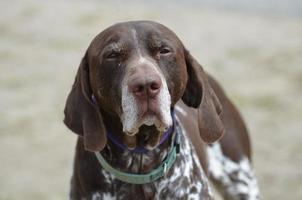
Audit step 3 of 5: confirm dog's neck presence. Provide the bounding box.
[100,110,173,174]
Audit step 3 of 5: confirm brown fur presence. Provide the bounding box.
[64,21,254,199]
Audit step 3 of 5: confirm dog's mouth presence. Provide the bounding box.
[138,124,162,148]
[122,124,163,150]
[126,109,169,132]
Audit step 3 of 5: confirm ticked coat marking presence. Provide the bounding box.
[64,21,260,200]
[207,143,260,200]
[81,106,260,200]
[85,112,213,200]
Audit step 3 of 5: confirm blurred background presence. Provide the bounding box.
[1,0,301,199]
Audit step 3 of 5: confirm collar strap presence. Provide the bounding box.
[95,125,181,184]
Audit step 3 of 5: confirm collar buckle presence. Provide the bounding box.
[163,162,167,173]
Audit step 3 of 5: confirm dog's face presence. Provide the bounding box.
[88,21,187,148]
[64,21,224,152]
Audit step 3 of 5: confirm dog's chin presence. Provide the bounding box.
[122,124,164,151]
[121,110,172,150]
[138,125,162,150]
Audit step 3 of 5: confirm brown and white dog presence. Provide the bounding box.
[64,21,260,200]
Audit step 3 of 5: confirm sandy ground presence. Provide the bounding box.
[1,0,301,199]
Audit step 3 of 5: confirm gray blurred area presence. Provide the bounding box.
[0,0,301,199]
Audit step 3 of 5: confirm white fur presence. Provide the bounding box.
[121,85,139,134]
[90,191,114,200]
[207,143,260,200]
[121,29,172,134]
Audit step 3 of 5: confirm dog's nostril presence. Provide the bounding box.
[133,84,145,94]
[129,75,162,98]
[150,82,161,91]
[147,78,162,98]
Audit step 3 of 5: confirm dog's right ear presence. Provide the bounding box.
[63,53,107,152]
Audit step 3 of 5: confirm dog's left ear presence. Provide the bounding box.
[182,50,224,143]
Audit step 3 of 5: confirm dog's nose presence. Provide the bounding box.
[129,75,162,99]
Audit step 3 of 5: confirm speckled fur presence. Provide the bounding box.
[207,143,260,200]
[78,123,213,200]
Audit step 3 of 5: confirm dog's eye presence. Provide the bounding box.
[159,47,171,55]
[106,51,120,59]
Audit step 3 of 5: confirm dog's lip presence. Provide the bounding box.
[125,131,137,136]
[123,116,171,137]
[124,121,161,136]
[124,110,164,134]
[122,102,173,142]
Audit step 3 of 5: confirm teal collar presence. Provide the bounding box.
[94,124,181,184]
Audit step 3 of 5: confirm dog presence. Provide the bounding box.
[64,20,260,200]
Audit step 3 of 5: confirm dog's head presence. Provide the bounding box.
[64,21,224,152]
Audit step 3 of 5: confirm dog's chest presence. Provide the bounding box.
[88,125,213,200]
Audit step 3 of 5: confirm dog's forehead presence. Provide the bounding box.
[92,21,182,48]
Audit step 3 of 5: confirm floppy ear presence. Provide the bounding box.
[182,50,224,143]
[63,53,107,152]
